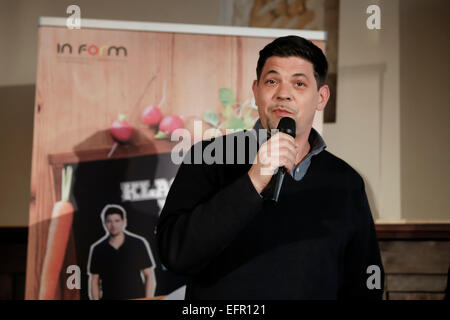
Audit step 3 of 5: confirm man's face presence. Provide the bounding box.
[252,56,329,137]
[105,213,125,236]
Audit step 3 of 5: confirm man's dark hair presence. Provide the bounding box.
[256,35,328,89]
[104,206,124,220]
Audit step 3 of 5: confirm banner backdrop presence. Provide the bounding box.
[27,17,326,299]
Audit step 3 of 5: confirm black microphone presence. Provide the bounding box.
[266,117,296,202]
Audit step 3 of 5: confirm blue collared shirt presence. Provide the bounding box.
[252,119,327,181]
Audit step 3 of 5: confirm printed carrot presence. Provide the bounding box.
[38,166,74,300]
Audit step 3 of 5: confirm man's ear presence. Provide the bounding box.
[317,84,330,111]
[252,79,258,98]
[252,79,261,107]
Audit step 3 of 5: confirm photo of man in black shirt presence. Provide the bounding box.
[88,204,156,300]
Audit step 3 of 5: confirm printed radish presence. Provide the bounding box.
[155,115,185,139]
[110,114,134,143]
[108,114,134,157]
[141,105,162,126]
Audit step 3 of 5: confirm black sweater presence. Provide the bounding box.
[157,132,384,300]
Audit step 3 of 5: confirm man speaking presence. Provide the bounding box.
[156,36,384,299]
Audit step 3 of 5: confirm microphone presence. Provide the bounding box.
[266,117,296,202]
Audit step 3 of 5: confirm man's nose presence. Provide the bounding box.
[275,82,292,101]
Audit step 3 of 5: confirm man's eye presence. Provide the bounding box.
[296,81,305,87]
[265,79,276,85]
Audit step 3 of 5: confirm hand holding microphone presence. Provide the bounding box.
[248,117,297,200]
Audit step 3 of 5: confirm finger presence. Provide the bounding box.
[278,145,297,160]
[278,156,295,172]
[278,132,296,142]
[271,135,296,153]
[271,152,295,167]
[269,145,297,162]
[278,137,297,152]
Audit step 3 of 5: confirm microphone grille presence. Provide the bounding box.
[277,117,296,138]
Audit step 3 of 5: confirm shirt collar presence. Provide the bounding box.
[252,118,327,154]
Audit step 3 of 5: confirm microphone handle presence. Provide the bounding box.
[267,167,286,202]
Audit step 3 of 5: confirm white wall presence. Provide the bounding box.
[399,0,450,222]
[323,0,401,222]
[324,0,450,222]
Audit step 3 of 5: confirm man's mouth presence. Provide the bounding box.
[272,108,294,117]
